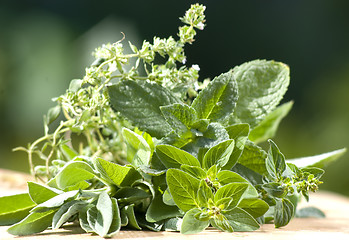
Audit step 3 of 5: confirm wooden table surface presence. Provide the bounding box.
[1,168,349,240]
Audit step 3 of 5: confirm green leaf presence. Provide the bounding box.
[180,208,210,234]
[31,190,79,213]
[262,182,287,198]
[266,139,286,180]
[286,148,347,168]
[7,209,57,236]
[120,205,142,230]
[60,144,78,161]
[0,193,36,226]
[45,105,61,125]
[249,101,293,143]
[94,157,142,187]
[238,198,269,218]
[106,198,122,237]
[224,207,260,231]
[87,191,114,237]
[238,141,268,176]
[191,71,238,125]
[54,161,96,190]
[122,128,152,167]
[295,207,325,218]
[156,144,200,168]
[224,123,250,170]
[108,80,180,138]
[160,103,198,137]
[52,200,86,229]
[214,182,249,208]
[202,139,234,170]
[68,79,84,92]
[197,180,214,207]
[217,170,249,185]
[231,59,290,128]
[166,169,200,211]
[274,198,294,228]
[301,167,325,179]
[211,214,234,232]
[146,194,182,222]
[180,164,207,179]
[28,182,60,204]
[114,187,151,205]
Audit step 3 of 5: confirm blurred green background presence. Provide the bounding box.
[0,0,348,195]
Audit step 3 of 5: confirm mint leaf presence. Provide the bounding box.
[122,128,152,167]
[166,169,200,211]
[202,139,234,170]
[181,208,209,234]
[108,80,180,138]
[0,193,36,226]
[7,209,57,236]
[266,139,286,180]
[238,141,268,176]
[249,101,293,143]
[160,103,198,138]
[231,59,290,128]
[94,157,142,187]
[191,71,238,125]
[156,144,200,168]
[274,198,294,228]
[286,148,347,168]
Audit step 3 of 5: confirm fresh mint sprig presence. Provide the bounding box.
[1,3,346,238]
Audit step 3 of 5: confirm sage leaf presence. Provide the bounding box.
[93,191,114,237]
[31,190,79,213]
[231,59,290,128]
[108,80,180,138]
[121,205,142,230]
[166,169,200,211]
[156,144,200,168]
[114,187,151,205]
[191,71,238,125]
[249,101,293,143]
[106,198,122,237]
[0,193,36,226]
[28,182,60,204]
[180,208,209,234]
[122,128,152,167]
[202,139,234,170]
[274,198,294,228]
[7,209,57,236]
[266,139,286,180]
[286,148,347,168]
[224,207,260,231]
[295,207,325,218]
[52,200,86,229]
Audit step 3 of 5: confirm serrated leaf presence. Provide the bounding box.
[166,169,200,211]
[108,80,180,138]
[7,209,57,236]
[274,198,294,228]
[156,144,200,169]
[0,193,36,226]
[28,182,60,204]
[191,71,238,125]
[231,59,290,128]
[94,157,142,187]
[180,208,209,234]
[160,103,198,138]
[224,207,260,231]
[266,140,286,180]
[202,139,234,170]
[122,128,152,167]
[249,101,293,143]
[238,140,268,176]
[286,148,347,168]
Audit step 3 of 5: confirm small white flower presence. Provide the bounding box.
[192,64,200,71]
